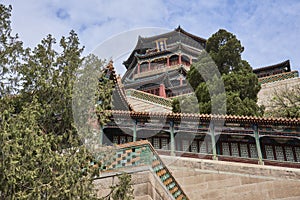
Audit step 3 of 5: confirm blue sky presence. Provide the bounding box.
[3,0,300,74]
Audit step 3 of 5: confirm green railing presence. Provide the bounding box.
[259,71,299,84]
[126,89,172,108]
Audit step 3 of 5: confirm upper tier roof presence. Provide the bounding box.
[123,26,206,69]
[253,60,291,78]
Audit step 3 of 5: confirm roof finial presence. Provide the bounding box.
[175,25,182,32]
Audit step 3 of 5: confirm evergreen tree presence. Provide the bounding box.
[110,173,134,200]
[175,29,263,116]
[0,98,99,199]
[17,31,84,137]
[0,4,120,199]
[0,4,24,97]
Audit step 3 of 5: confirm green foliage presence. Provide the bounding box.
[172,98,181,113]
[0,98,99,199]
[0,4,119,199]
[265,85,300,118]
[206,29,244,74]
[172,95,199,113]
[0,4,24,96]
[16,31,84,137]
[177,29,263,116]
[101,173,134,200]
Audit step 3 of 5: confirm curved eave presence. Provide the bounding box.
[123,36,148,69]
[104,62,133,111]
[254,60,291,73]
[110,110,300,126]
[124,73,167,89]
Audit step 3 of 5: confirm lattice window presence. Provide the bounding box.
[199,141,207,154]
[275,146,285,161]
[156,39,167,51]
[191,141,198,153]
[222,142,230,156]
[113,136,118,144]
[284,146,294,162]
[249,144,258,158]
[295,147,300,162]
[153,138,160,149]
[240,143,249,158]
[182,140,190,152]
[231,143,239,157]
[265,145,275,160]
[161,138,169,150]
[120,136,126,144]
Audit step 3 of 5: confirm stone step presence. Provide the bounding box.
[172,169,235,181]
[173,172,270,199]
[273,197,300,200]
[180,177,300,200]
[134,194,153,200]
[175,173,239,186]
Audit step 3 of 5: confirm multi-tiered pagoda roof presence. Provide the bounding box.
[122,26,206,98]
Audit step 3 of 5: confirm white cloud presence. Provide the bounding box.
[3,0,300,73]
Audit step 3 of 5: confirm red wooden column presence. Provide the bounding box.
[189,57,192,65]
[179,54,182,65]
[179,76,183,86]
[159,84,166,98]
[137,63,140,74]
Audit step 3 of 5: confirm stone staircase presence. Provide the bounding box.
[162,156,300,200]
[94,142,300,199]
[152,154,187,200]
[94,141,189,200]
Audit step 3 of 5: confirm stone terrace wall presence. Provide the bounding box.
[94,168,172,200]
[257,77,300,112]
[161,155,300,200]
